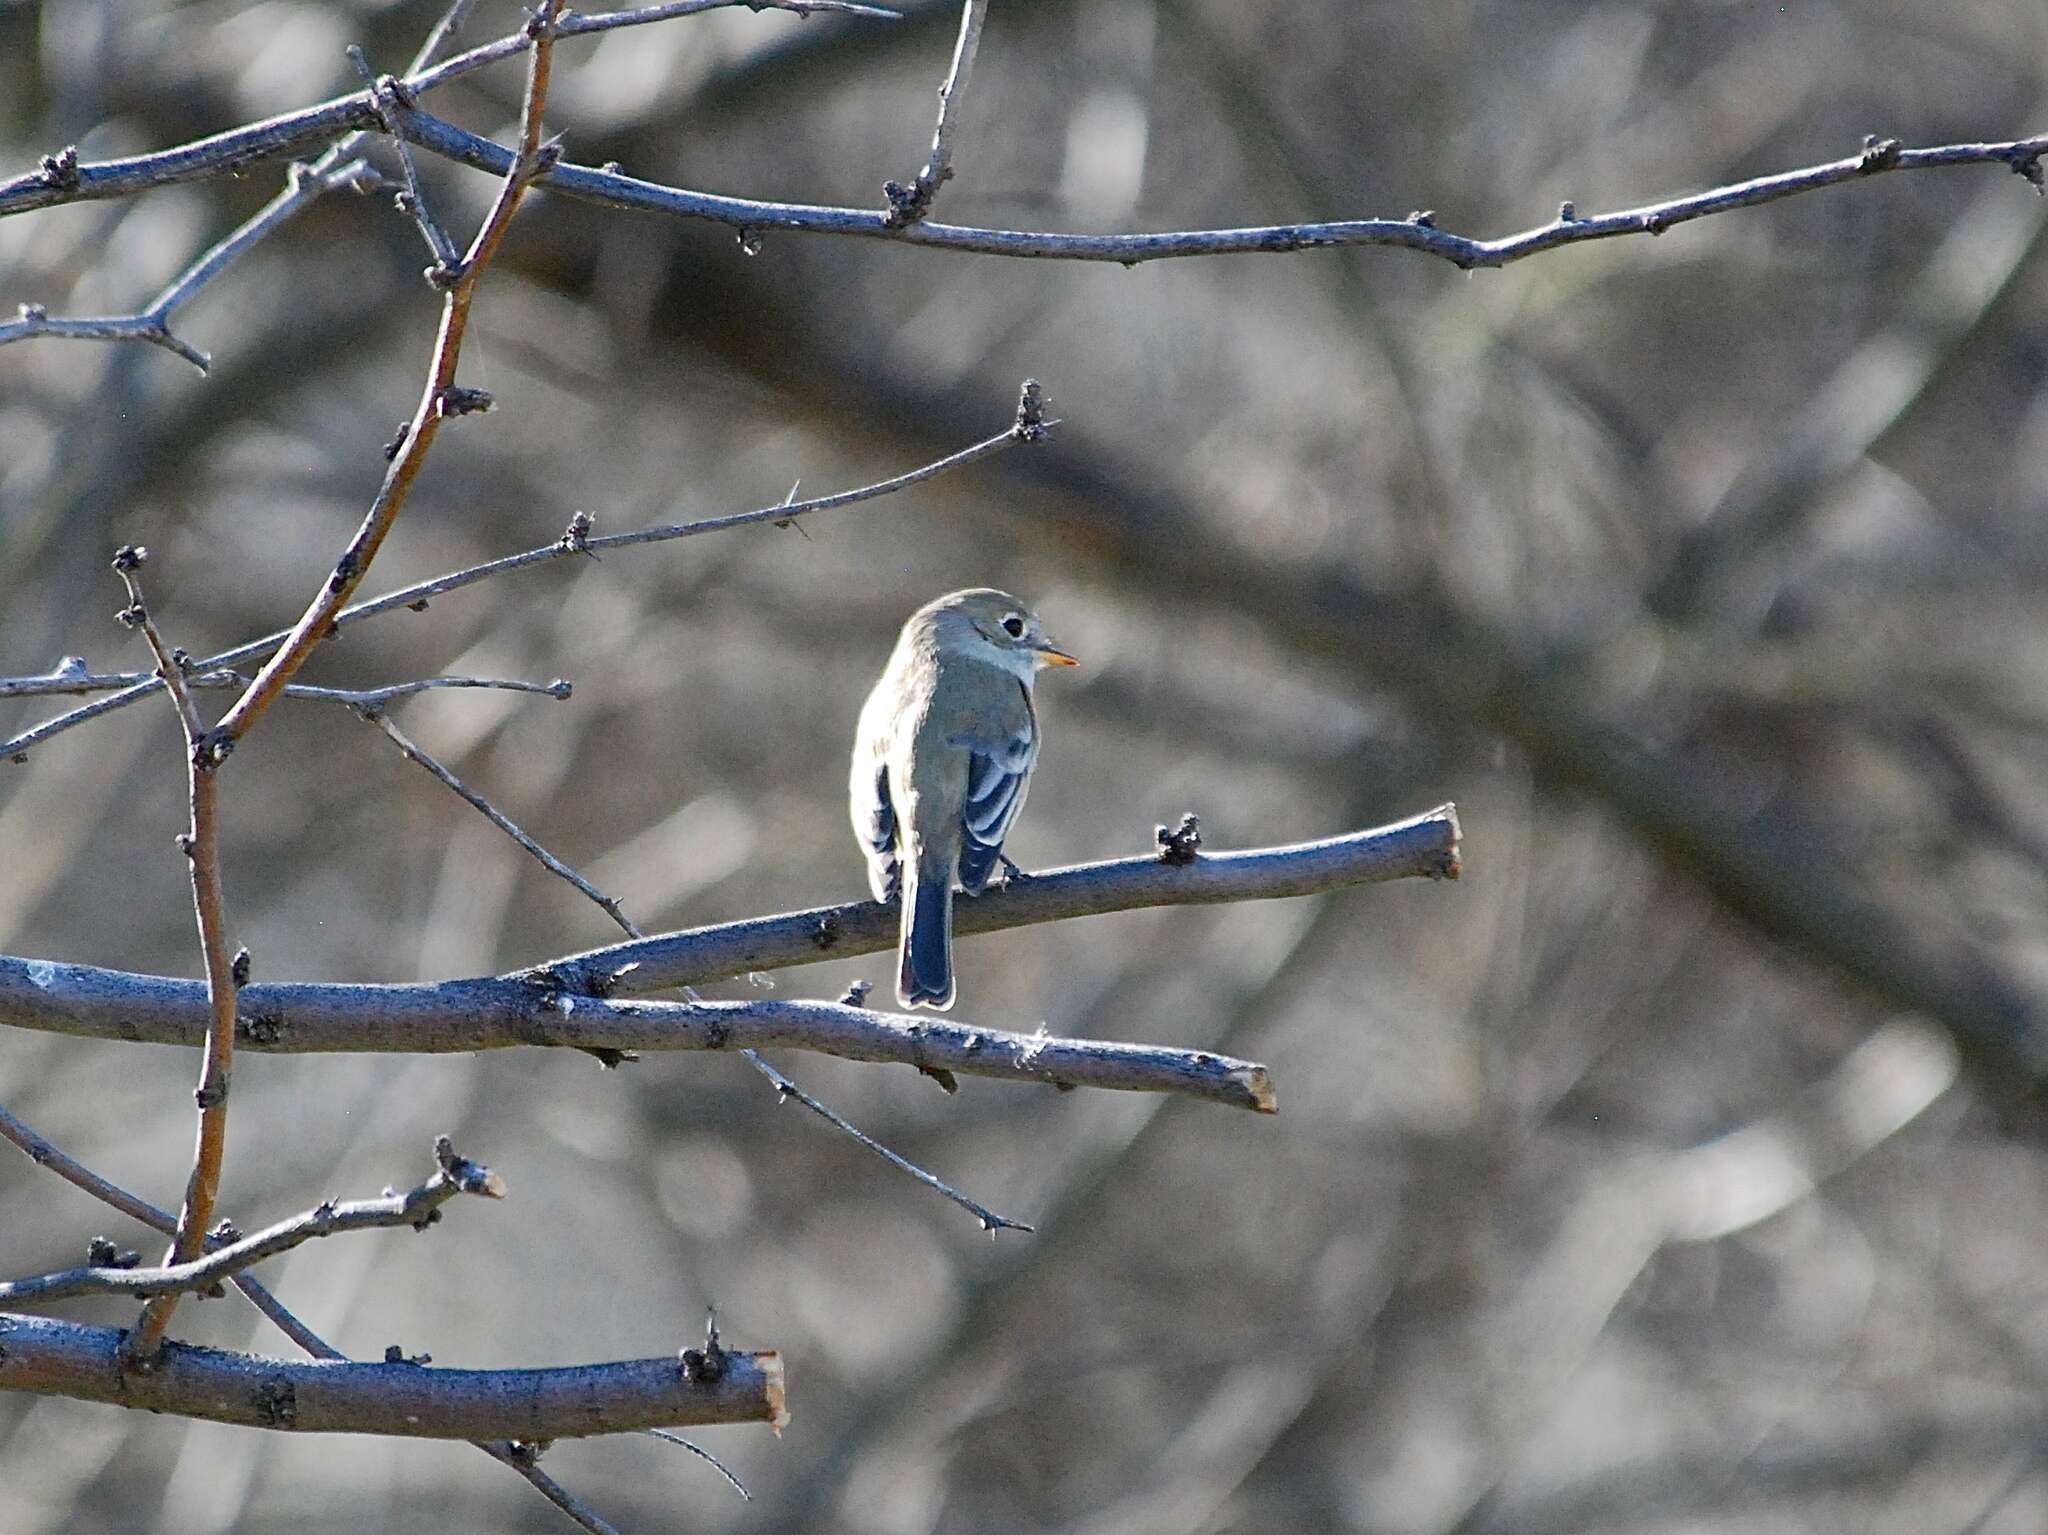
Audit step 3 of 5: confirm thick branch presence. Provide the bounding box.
[0,808,1455,1058]
[0,1314,784,1438]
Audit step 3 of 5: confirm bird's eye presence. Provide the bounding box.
[1001,614,1026,639]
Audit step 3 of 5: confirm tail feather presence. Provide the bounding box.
[898,866,956,1010]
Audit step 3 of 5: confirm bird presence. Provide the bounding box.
[850,588,1077,1010]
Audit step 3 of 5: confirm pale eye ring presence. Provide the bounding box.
[1001,614,1026,639]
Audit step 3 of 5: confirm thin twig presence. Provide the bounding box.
[644,1428,752,1501]
[0,1,900,218]
[355,706,619,914]
[0,668,570,704]
[882,0,988,227]
[0,1137,504,1305]
[0,402,1039,763]
[0,158,380,371]
[347,44,460,273]
[205,0,566,755]
[109,548,241,1365]
[389,116,2048,266]
[748,1050,1032,1231]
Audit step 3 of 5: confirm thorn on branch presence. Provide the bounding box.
[1156,812,1202,865]
[679,1312,729,1385]
[38,146,80,190]
[17,301,48,325]
[1557,200,1577,222]
[382,422,410,461]
[2013,151,2046,194]
[194,1078,228,1111]
[1858,134,1904,173]
[736,227,764,257]
[839,978,872,1007]
[383,1343,433,1365]
[230,948,252,988]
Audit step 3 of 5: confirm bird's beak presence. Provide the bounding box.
[1035,642,1079,668]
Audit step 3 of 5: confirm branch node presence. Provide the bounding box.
[1155,812,1202,865]
[1557,200,1577,222]
[194,1078,228,1111]
[1014,378,1052,442]
[679,1313,728,1385]
[813,911,843,950]
[382,421,410,461]
[839,978,872,1007]
[17,301,48,324]
[230,948,252,988]
[87,1237,142,1269]
[1858,134,1904,172]
[1406,209,1436,227]
[38,146,80,190]
[2012,151,2046,194]
[436,384,495,418]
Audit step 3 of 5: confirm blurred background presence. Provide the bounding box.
[5,0,2048,1529]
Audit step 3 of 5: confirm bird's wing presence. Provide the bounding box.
[952,681,1038,894]
[852,752,900,903]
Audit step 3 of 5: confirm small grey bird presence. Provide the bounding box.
[850,589,1077,1010]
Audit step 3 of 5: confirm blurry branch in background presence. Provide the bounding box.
[1444,1019,1960,1529]
[0,404,1041,762]
[882,0,988,226]
[0,1312,785,1439]
[0,1137,504,1306]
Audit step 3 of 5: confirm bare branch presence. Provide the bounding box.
[0,806,1457,1059]
[0,2,899,218]
[882,0,989,227]
[3,39,2036,269]
[108,549,242,1363]
[745,1049,1033,1230]
[0,667,570,705]
[0,1101,689,1528]
[201,9,562,754]
[0,156,382,371]
[0,405,1036,763]
[0,1138,504,1306]
[0,1313,786,1438]
[394,117,2048,266]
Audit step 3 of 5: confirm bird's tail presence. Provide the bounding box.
[898,861,956,1011]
